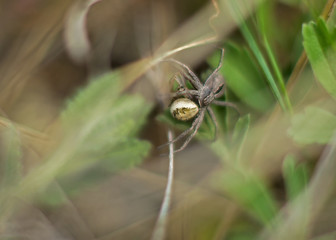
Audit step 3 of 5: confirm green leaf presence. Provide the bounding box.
[32,72,152,205]
[62,71,122,127]
[282,155,308,201]
[288,106,336,144]
[231,115,250,161]
[36,182,66,207]
[0,126,22,188]
[215,169,278,225]
[59,73,152,176]
[303,18,336,99]
[232,114,250,147]
[210,44,274,112]
[58,139,151,197]
[209,115,250,163]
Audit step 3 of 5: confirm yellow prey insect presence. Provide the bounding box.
[170,98,199,121]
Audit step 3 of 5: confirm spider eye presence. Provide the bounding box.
[215,85,224,95]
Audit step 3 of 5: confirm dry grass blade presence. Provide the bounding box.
[64,0,103,64]
[153,0,264,66]
[151,130,175,240]
[0,2,70,107]
[0,116,50,155]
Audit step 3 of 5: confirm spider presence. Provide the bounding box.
[162,49,238,153]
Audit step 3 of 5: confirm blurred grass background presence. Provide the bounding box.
[1,0,336,239]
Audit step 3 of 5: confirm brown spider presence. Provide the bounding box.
[162,49,238,153]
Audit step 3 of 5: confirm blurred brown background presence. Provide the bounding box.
[0,0,229,239]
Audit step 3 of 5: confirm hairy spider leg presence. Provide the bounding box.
[166,59,203,90]
[207,107,219,141]
[214,82,226,98]
[170,89,198,99]
[169,72,199,98]
[158,108,205,149]
[168,68,199,94]
[206,48,224,81]
[174,108,206,153]
[159,73,192,101]
[170,71,202,100]
[213,100,240,115]
[215,48,225,71]
[169,72,186,89]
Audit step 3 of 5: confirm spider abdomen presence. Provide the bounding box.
[170,98,199,121]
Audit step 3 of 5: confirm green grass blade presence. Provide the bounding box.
[209,44,274,112]
[257,2,292,112]
[282,154,308,201]
[228,0,288,112]
[231,114,250,162]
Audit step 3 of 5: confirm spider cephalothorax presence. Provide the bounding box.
[163,49,238,153]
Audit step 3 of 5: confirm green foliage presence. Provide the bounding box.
[304,0,328,20]
[160,4,336,238]
[225,221,259,240]
[210,115,278,227]
[288,106,336,144]
[282,155,308,201]
[35,72,152,205]
[231,114,250,157]
[215,169,278,225]
[303,18,336,99]
[0,126,22,188]
[0,125,22,221]
[37,182,67,206]
[232,115,250,145]
[62,71,122,127]
[257,1,292,112]
[228,0,291,112]
[2,0,336,238]
[210,44,274,112]
[209,114,250,164]
[278,0,302,6]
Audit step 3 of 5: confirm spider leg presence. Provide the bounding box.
[207,107,218,141]
[214,81,226,98]
[206,49,225,84]
[157,111,202,149]
[159,89,199,101]
[169,72,200,99]
[213,100,240,115]
[159,73,197,101]
[170,72,186,89]
[165,59,203,89]
[211,49,224,75]
[174,108,206,153]
[170,89,198,99]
